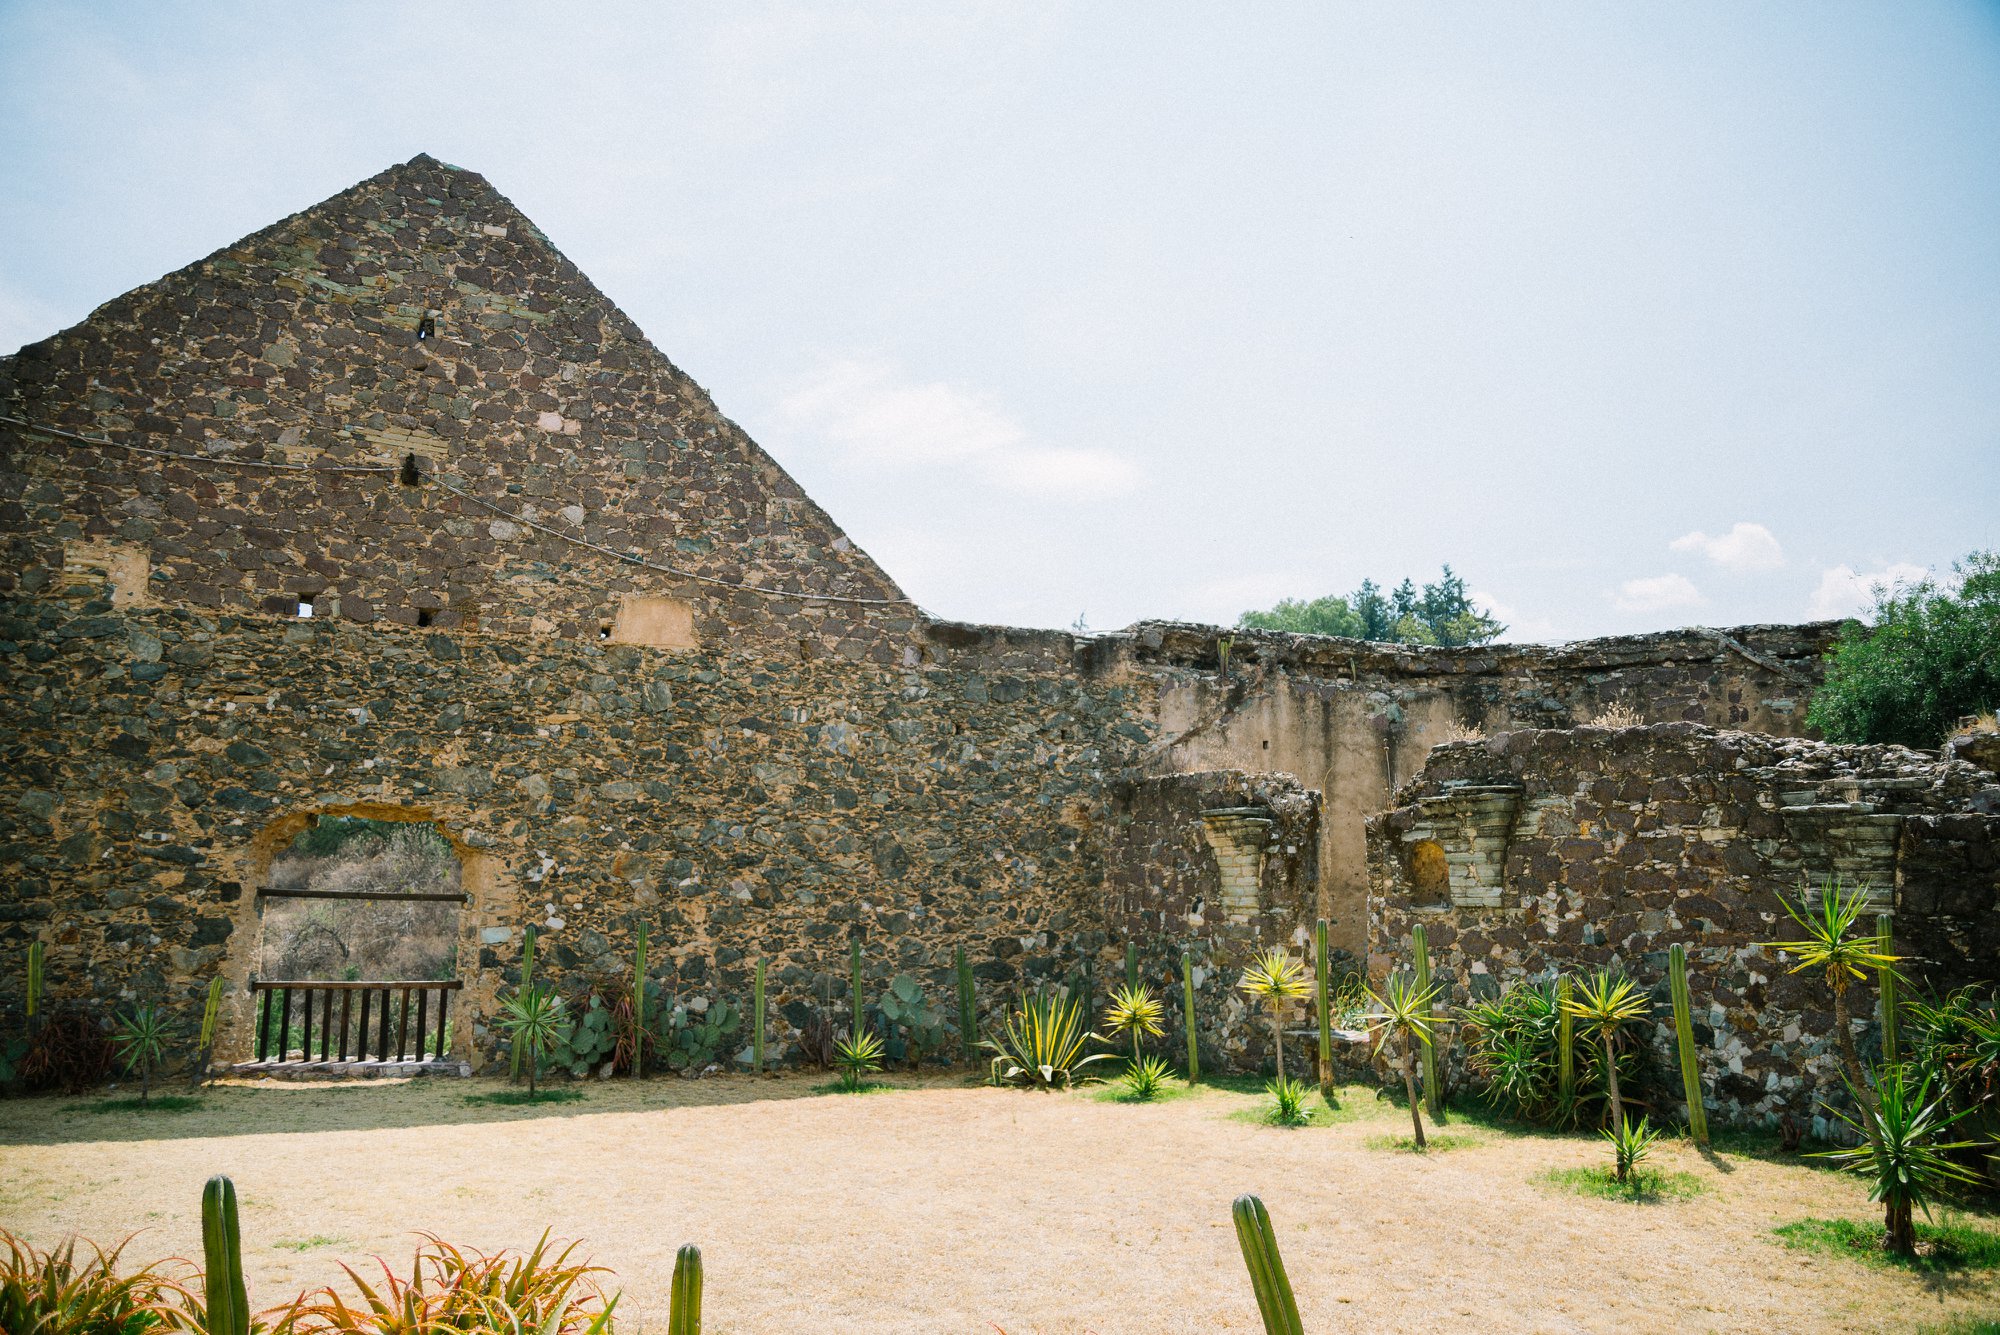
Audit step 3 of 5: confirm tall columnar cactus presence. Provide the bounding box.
[512,926,537,1082]
[1125,940,1139,990]
[1231,1194,1303,1335]
[955,946,976,1064]
[25,941,44,1024]
[1314,918,1333,1098]
[191,977,224,1091]
[633,925,649,1079]
[669,1242,703,1335]
[1181,952,1200,1085]
[849,936,864,1040]
[1556,974,1576,1115]
[752,958,767,1074]
[1668,944,1709,1146]
[201,1176,250,1335]
[1411,926,1443,1120]
[1876,912,1899,1065]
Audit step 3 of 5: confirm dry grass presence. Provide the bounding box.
[1586,702,1645,729]
[2,1075,1995,1334]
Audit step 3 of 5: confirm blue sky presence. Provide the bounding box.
[3,2,1995,641]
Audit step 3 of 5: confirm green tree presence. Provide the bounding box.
[1239,566,1505,647]
[1806,551,2000,748]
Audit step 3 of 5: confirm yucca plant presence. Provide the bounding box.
[1238,951,1310,1079]
[1462,979,1560,1121]
[834,1030,884,1091]
[1231,1195,1303,1335]
[1602,1114,1666,1185]
[0,1231,192,1335]
[1103,983,1164,1068]
[1266,1074,1313,1127]
[1768,877,1901,1147]
[1365,971,1441,1148]
[1818,1065,1983,1257]
[113,1005,167,1104]
[1121,1054,1175,1102]
[498,985,570,1098]
[1561,971,1648,1137]
[289,1230,617,1333]
[985,988,1113,1089]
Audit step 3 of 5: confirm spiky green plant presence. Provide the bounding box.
[1104,983,1165,1067]
[955,946,976,1065]
[511,926,537,1083]
[1818,1065,1983,1257]
[1411,925,1444,1120]
[1366,971,1441,1148]
[1238,950,1310,1079]
[1121,1054,1175,1102]
[288,1228,617,1333]
[1216,635,1235,680]
[190,976,225,1092]
[202,1175,250,1335]
[985,988,1114,1089]
[632,925,649,1080]
[752,958,767,1075]
[1602,1114,1665,1185]
[1768,876,1901,1144]
[112,1005,166,1104]
[834,1029,884,1091]
[1313,919,1333,1099]
[1561,970,1648,1137]
[1668,944,1708,1146]
[1266,1074,1313,1127]
[0,1231,190,1335]
[1181,952,1200,1085]
[1231,1194,1303,1335]
[498,985,569,1097]
[1877,912,1900,1065]
[668,1243,701,1335]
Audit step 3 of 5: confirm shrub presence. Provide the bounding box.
[876,974,948,1068]
[1806,551,2000,748]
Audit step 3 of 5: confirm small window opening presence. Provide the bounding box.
[400,453,422,487]
[296,596,316,619]
[598,621,613,641]
[1261,739,1269,749]
[416,608,435,628]
[416,314,436,341]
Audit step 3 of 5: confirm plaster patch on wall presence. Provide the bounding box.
[62,539,151,607]
[609,595,699,651]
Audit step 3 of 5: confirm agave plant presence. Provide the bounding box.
[1121,1054,1175,1102]
[497,985,570,1098]
[1817,1065,1983,1257]
[1266,1074,1313,1127]
[1238,951,1311,1079]
[835,1029,885,1091]
[0,1231,194,1335]
[1602,1114,1665,1185]
[1103,983,1165,1067]
[288,1230,618,1334]
[1767,877,1901,1144]
[113,1005,167,1104]
[985,988,1114,1089]
[1561,971,1648,1137]
[1365,971,1441,1148]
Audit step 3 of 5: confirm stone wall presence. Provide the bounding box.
[1366,724,2000,1130]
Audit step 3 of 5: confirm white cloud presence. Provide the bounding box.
[776,357,1138,498]
[1613,573,1704,614]
[1807,562,1931,620]
[1669,522,1785,573]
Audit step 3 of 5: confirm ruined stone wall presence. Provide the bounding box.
[1366,725,2000,1130]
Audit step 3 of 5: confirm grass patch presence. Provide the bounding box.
[88,1095,204,1114]
[1365,1132,1484,1153]
[1094,1081,1193,1106]
[1917,1321,2000,1335]
[1537,1165,1706,1203]
[1774,1216,2000,1273]
[272,1235,345,1253]
[810,1080,898,1096]
[462,1087,587,1107]
[1225,1095,1352,1129]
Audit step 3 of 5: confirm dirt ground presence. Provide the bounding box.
[2,1072,1994,1334]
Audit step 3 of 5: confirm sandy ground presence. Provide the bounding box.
[2,1073,1994,1334]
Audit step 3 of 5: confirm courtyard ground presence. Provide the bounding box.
[1,1072,1994,1334]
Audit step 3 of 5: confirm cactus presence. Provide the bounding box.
[669,1242,702,1335]
[1876,912,1899,1065]
[1411,925,1443,1121]
[201,1175,250,1335]
[955,945,976,1064]
[1231,1194,1303,1335]
[753,957,767,1074]
[512,926,537,1082]
[1125,940,1138,990]
[633,925,649,1079]
[849,936,864,1040]
[191,977,224,1091]
[26,941,43,1022]
[1181,951,1200,1085]
[1668,943,1709,1146]
[1556,973,1577,1117]
[1314,918,1333,1098]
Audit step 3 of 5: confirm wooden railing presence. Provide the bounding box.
[250,980,461,1064]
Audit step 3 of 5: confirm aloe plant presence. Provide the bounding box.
[1231,1194,1303,1335]
[1668,944,1708,1146]
[668,1243,702,1335]
[1181,952,1200,1085]
[201,1175,250,1335]
[1313,919,1333,1098]
[752,958,767,1075]
[956,946,976,1064]
[113,1005,166,1104]
[191,977,224,1091]
[1412,925,1443,1120]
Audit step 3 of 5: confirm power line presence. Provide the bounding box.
[0,414,396,473]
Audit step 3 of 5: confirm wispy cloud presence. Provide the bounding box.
[1614,573,1704,614]
[1669,522,1785,573]
[1807,562,1930,620]
[776,357,1138,499]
